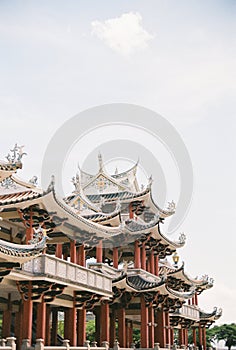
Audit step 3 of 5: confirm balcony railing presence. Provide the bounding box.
[173,304,200,321]
[21,254,112,296]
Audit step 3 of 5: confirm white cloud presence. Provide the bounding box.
[91,12,154,56]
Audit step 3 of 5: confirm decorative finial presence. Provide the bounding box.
[167,200,176,212]
[47,175,55,191]
[29,176,38,186]
[147,175,153,189]
[115,167,118,175]
[178,232,186,244]
[72,172,81,192]
[6,144,27,163]
[98,152,103,172]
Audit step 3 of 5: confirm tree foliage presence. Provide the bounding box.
[207,324,236,350]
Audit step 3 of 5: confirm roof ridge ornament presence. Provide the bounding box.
[29,176,38,186]
[178,232,186,244]
[98,152,104,172]
[72,172,81,193]
[1,177,17,189]
[167,200,176,212]
[6,144,27,164]
[147,175,153,189]
[47,175,55,191]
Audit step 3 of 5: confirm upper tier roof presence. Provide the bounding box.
[159,261,214,293]
[79,154,139,193]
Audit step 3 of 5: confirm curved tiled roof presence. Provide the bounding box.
[127,274,166,291]
[167,263,214,291]
[200,307,222,321]
[0,234,47,263]
[87,186,150,203]
[0,161,22,172]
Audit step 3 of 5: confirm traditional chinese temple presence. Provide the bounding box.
[0,145,222,350]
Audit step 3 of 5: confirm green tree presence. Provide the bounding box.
[207,324,236,350]
[86,320,96,342]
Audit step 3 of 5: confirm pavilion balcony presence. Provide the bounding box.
[172,304,200,321]
[19,254,112,297]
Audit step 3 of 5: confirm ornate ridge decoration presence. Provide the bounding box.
[5,144,27,164]
[0,177,17,189]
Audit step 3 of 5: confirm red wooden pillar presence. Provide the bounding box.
[146,255,151,272]
[77,309,86,346]
[192,327,197,346]
[15,303,23,348]
[118,308,126,347]
[56,243,63,258]
[150,250,155,274]
[25,208,34,243]
[36,296,46,340]
[141,296,149,348]
[185,329,189,346]
[101,302,110,343]
[77,245,85,266]
[2,310,11,338]
[202,327,207,350]
[95,309,101,346]
[129,203,134,219]
[110,309,116,347]
[2,294,12,338]
[192,297,195,305]
[128,321,133,347]
[51,308,58,345]
[113,247,119,269]
[22,282,33,344]
[195,293,198,306]
[154,254,159,276]
[141,243,146,270]
[170,328,174,346]
[134,241,141,268]
[199,325,203,347]
[96,241,103,263]
[165,312,171,347]
[125,320,129,347]
[70,240,76,263]
[45,305,51,345]
[155,310,166,348]
[179,328,184,346]
[65,300,77,346]
[183,329,186,346]
[149,306,155,348]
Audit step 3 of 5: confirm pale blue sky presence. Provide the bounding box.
[0,0,236,324]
